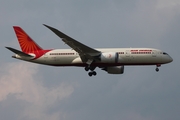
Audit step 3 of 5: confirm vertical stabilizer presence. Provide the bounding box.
[13,26,43,53]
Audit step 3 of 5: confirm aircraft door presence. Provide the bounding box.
[125,50,132,62]
[43,53,49,62]
[125,50,130,57]
[152,50,157,57]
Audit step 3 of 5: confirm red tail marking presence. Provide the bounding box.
[13,26,43,53]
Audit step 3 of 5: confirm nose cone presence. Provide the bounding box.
[161,52,173,64]
[165,55,173,63]
[169,56,173,63]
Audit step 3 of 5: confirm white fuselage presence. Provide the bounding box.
[15,48,173,67]
[8,25,173,76]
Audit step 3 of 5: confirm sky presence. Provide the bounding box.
[0,0,180,120]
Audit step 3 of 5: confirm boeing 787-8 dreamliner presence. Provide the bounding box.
[6,24,173,76]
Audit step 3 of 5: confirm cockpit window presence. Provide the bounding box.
[163,52,168,55]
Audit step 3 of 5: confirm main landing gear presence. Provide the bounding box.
[88,71,97,77]
[155,64,161,72]
[85,66,97,77]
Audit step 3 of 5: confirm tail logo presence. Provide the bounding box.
[13,26,43,53]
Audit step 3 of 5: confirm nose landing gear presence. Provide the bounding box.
[155,64,161,72]
[155,67,159,72]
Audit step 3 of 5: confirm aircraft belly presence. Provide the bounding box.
[121,55,161,64]
[33,56,76,65]
[51,56,75,64]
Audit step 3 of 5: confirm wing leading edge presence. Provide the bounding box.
[43,24,101,63]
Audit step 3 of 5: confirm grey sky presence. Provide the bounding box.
[0,0,179,120]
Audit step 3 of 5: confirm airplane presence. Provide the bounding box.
[6,24,173,76]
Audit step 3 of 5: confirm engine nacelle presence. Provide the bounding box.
[100,52,119,63]
[103,66,124,74]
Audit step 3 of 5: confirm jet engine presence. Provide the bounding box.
[102,66,124,74]
[100,52,119,63]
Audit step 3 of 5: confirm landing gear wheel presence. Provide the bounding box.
[85,66,90,71]
[156,68,159,72]
[92,71,97,76]
[88,72,93,77]
[88,71,97,76]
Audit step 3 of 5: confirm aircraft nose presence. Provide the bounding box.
[168,55,173,63]
[169,56,173,62]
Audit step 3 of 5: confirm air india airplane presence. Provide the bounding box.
[6,24,173,76]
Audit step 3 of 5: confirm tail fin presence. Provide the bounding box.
[13,26,43,53]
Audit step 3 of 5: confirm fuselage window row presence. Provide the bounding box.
[131,52,152,54]
[50,53,75,55]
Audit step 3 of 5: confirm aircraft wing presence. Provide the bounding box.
[43,24,101,63]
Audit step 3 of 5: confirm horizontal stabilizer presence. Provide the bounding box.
[5,47,33,57]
